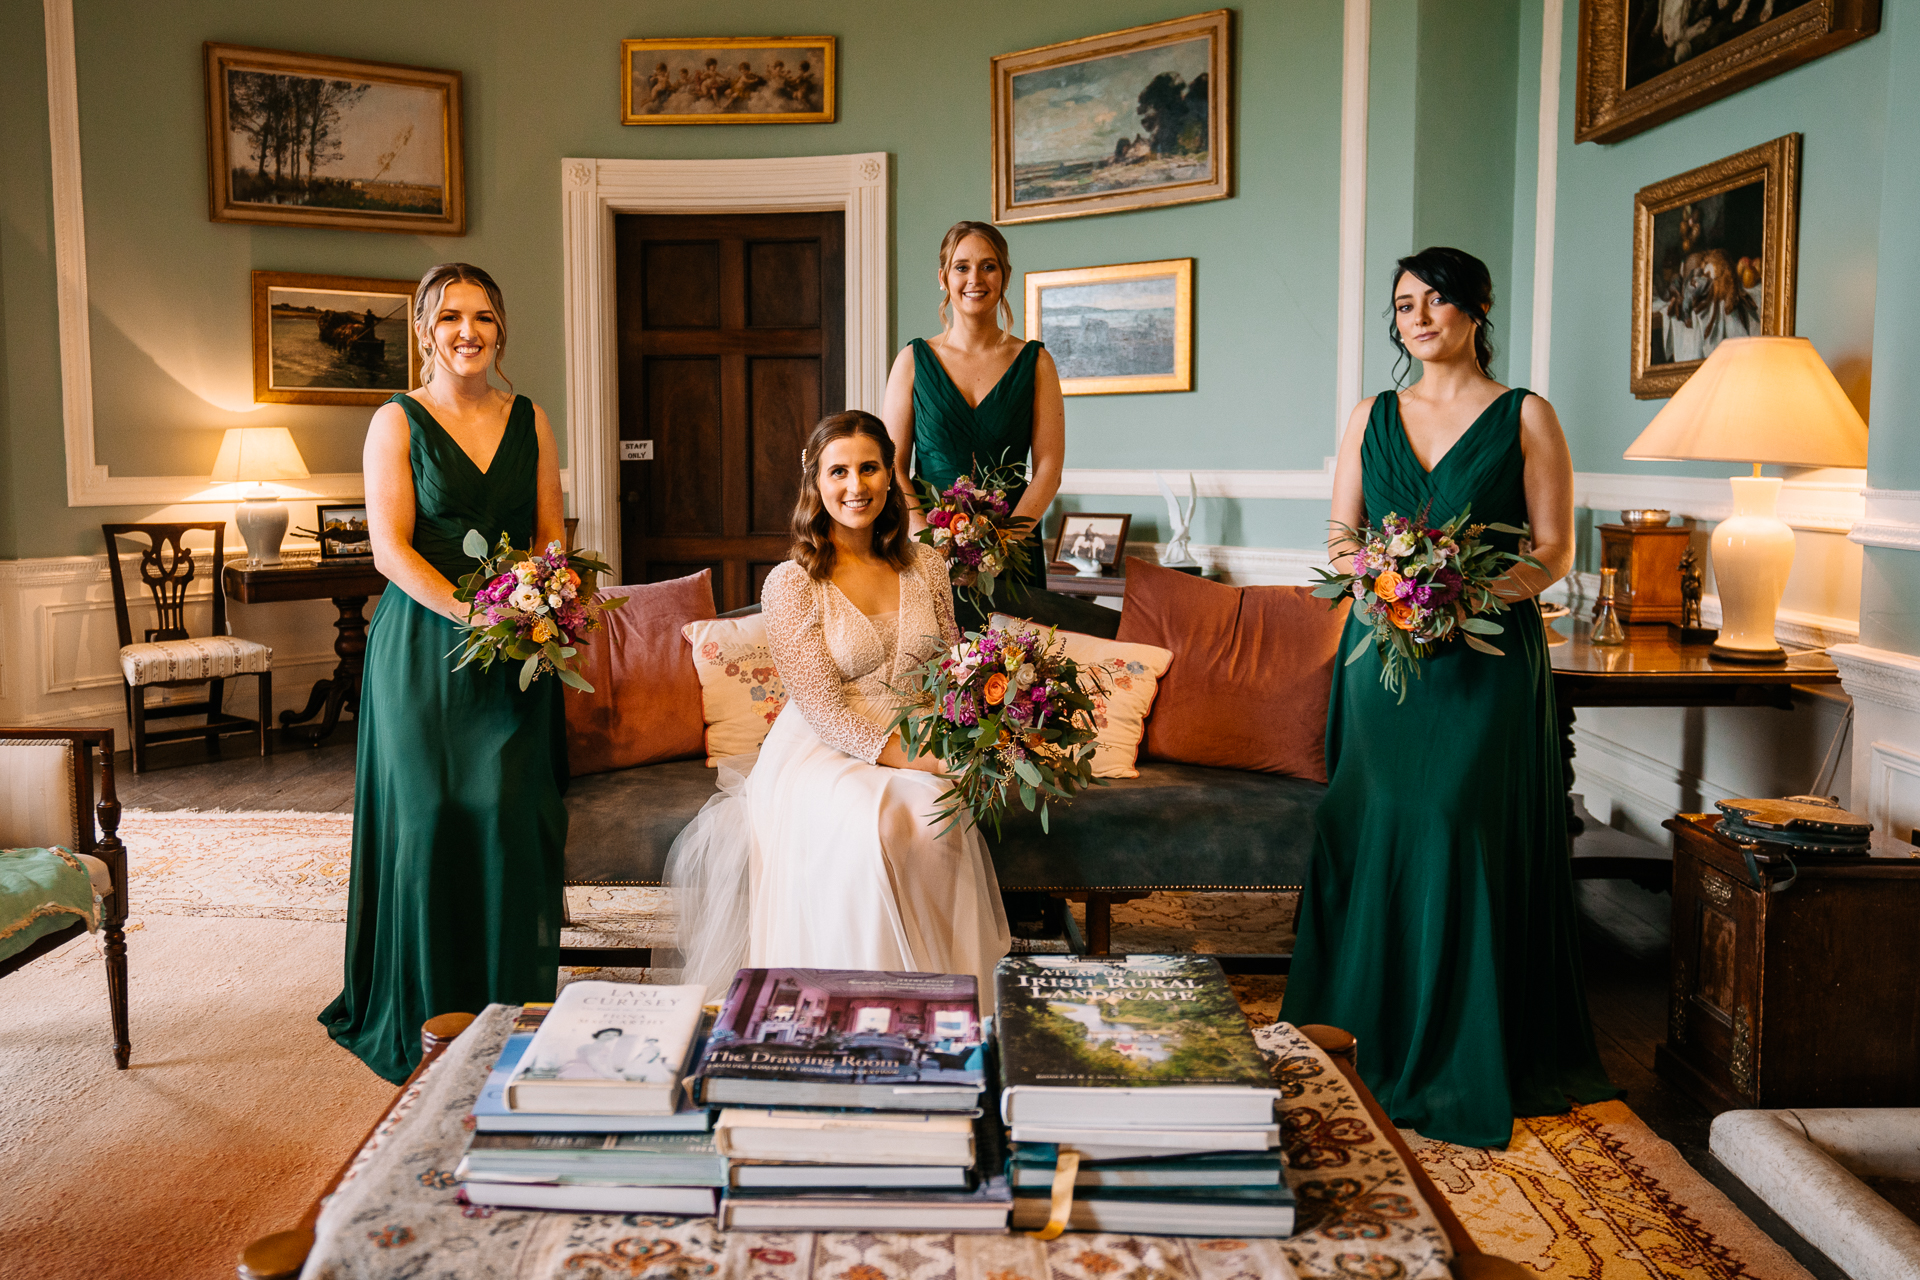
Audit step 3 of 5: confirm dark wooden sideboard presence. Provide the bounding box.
[223,556,387,745]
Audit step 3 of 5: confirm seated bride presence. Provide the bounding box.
[667,410,1012,998]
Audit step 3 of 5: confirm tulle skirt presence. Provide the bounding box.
[665,694,1011,1001]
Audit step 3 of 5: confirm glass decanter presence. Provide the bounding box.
[1591,567,1628,646]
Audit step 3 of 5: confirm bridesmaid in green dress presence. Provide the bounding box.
[1285,247,1617,1148]
[320,264,568,1083]
[881,220,1065,630]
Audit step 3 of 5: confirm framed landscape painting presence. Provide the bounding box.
[205,44,465,234]
[992,11,1230,224]
[621,37,835,124]
[251,271,420,406]
[1631,135,1800,398]
[1575,0,1878,144]
[1025,259,1193,395]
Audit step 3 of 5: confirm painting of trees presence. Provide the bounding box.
[227,71,367,192]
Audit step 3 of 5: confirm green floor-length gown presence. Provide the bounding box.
[1284,388,1618,1149]
[319,392,567,1084]
[910,337,1047,630]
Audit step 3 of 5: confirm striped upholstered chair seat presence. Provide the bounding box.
[118,635,273,686]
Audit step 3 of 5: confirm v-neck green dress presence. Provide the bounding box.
[319,392,567,1084]
[1283,388,1617,1148]
[910,338,1046,628]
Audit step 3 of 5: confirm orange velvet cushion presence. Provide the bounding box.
[1115,558,1349,783]
[564,571,715,776]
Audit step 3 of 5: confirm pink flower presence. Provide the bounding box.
[928,509,952,527]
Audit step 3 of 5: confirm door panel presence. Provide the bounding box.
[616,212,844,610]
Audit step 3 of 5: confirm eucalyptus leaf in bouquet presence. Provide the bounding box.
[912,455,1041,612]
[448,530,625,691]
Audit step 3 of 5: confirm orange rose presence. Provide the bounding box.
[1385,601,1417,631]
[1372,569,1404,601]
[983,671,1009,705]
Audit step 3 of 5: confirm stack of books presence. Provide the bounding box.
[995,956,1296,1236]
[690,967,1011,1231]
[456,981,724,1216]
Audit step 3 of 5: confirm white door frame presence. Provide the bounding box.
[560,153,891,578]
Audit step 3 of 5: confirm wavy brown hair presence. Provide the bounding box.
[414,262,511,388]
[937,220,1014,332]
[790,411,914,581]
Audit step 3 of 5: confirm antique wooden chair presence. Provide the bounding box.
[0,726,130,1067]
[103,522,274,773]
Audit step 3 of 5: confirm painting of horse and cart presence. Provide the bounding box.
[250,271,419,406]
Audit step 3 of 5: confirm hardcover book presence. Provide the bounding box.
[471,1006,713,1133]
[1010,1184,1296,1237]
[995,956,1279,1127]
[461,1131,728,1186]
[691,968,986,1110]
[506,980,706,1114]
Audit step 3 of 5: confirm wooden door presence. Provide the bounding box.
[615,212,845,610]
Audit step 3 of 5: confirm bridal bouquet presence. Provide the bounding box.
[890,622,1105,836]
[449,530,625,691]
[912,458,1039,612]
[1310,505,1537,703]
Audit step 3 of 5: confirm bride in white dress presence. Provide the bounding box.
[667,410,1011,999]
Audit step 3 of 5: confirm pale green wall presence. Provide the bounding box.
[2,0,1370,559]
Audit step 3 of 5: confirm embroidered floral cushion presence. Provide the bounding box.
[991,614,1172,779]
[680,615,790,766]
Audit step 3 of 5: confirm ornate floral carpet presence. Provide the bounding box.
[104,808,1814,1279]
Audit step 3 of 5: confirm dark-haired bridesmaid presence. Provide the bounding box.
[1284,246,1618,1148]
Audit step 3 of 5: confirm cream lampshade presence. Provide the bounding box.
[1623,337,1867,661]
[210,427,310,565]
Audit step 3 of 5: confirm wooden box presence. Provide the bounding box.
[1656,814,1920,1112]
[1599,523,1691,624]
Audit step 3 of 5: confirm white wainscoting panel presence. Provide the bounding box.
[1831,643,1920,838]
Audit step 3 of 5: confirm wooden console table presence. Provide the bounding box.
[1656,814,1920,1113]
[223,557,387,746]
[1549,618,1841,887]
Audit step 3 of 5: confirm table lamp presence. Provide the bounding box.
[211,426,310,565]
[1622,337,1866,662]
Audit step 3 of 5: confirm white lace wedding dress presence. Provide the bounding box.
[666,543,1011,999]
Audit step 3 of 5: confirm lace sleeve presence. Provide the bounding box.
[917,544,962,647]
[763,564,890,764]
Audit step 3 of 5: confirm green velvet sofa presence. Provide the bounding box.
[561,590,1321,972]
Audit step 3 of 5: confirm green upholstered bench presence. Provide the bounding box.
[559,590,1320,972]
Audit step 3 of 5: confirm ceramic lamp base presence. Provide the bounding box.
[1707,475,1793,664]
[235,495,288,565]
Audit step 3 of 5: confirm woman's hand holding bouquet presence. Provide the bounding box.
[889,622,1106,835]
[912,458,1039,612]
[1311,504,1539,703]
[448,530,624,691]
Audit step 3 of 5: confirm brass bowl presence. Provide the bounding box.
[1619,508,1672,528]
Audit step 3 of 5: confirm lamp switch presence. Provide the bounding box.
[620,440,654,461]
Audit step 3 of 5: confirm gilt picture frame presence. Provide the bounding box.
[1631,134,1800,399]
[620,37,836,124]
[1575,1,1878,145]
[251,271,421,407]
[205,43,465,235]
[1025,259,1193,396]
[991,10,1230,225]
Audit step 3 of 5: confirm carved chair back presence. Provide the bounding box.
[101,523,230,649]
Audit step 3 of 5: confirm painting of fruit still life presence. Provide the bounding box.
[991,11,1230,224]
[1631,134,1800,397]
[251,271,420,406]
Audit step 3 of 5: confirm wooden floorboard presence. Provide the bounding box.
[117,735,358,812]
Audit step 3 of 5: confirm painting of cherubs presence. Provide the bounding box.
[622,39,835,124]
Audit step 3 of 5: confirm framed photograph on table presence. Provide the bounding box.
[621,37,835,124]
[1574,1,1879,144]
[1631,134,1800,399]
[205,43,464,234]
[1052,513,1132,574]
[315,504,372,560]
[251,271,420,407]
[991,10,1230,224]
[1026,259,1192,396]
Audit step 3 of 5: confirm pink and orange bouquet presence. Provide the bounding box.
[450,529,624,691]
[890,622,1105,836]
[1310,505,1536,702]
[913,458,1040,611]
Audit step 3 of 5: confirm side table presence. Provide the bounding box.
[223,557,387,746]
[1656,813,1920,1113]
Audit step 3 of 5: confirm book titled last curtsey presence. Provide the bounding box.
[506,980,706,1115]
[688,968,988,1111]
